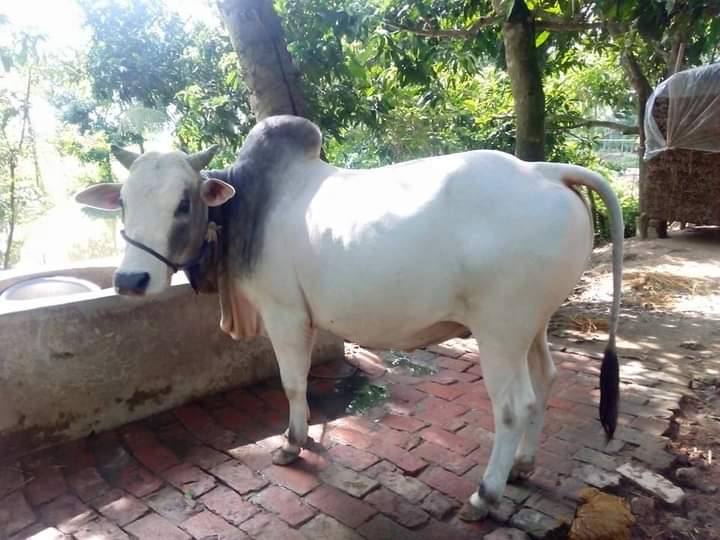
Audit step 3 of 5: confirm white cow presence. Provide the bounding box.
[76,115,622,521]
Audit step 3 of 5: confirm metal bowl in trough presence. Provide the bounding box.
[0,275,101,301]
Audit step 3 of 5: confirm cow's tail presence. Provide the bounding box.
[532,162,624,438]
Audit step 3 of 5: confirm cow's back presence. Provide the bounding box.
[250,150,592,348]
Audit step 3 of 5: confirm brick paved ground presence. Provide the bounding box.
[1,338,685,539]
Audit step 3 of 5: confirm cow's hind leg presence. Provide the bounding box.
[262,310,316,465]
[509,327,556,482]
[458,339,536,521]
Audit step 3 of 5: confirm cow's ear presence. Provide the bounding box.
[201,178,235,207]
[75,183,122,210]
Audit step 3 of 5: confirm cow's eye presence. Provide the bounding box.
[175,198,190,216]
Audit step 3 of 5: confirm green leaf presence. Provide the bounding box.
[535,30,550,48]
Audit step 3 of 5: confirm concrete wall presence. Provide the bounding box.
[0,266,343,460]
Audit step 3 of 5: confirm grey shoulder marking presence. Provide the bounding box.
[212,116,323,278]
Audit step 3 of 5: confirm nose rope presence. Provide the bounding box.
[120,222,219,274]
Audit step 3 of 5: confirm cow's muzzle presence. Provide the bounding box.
[119,222,221,294]
[114,271,150,296]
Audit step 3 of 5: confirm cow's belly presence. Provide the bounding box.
[329,320,470,351]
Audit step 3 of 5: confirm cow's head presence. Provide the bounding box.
[75,145,235,296]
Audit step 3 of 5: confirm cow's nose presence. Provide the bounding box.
[114,272,150,295]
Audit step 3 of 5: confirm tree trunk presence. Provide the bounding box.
[621,50,652,239]
[3,164,17,270]
[217,0,309,120]
[497,0,545,161]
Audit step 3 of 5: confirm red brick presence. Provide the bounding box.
[145,486,201,524]
[162,463,216,498]
[262,464,320,495]
[210,460,267,495]
[73,517,130,540]
[119,423,156,447]
[253,486,315,526]
[114,466,163,497]
[300,514,364,540]
[9,524,65,540]
[542,437,582,458]
[213,406,262,435]
[427,343,465,358]
[414,397,468,425]
[364,487,429,528]
[387,383,427,404]
[467,364,484,376]
[174,404,223,441]
[412,442,476,475]
[225,389,265,411]
[199,486,259,526]
[38,494,95,534]
[435,368,481,383]
[454,391,493,412]
[419,426,479,456]
[548,396,576,411]
[438,356,473,372]
[373,426,412,449]
[254,388,289,412]
[369,443,428,474]
[380,413,427,433]
[24,466,67,505]
[0,463,24,499]
[417,381,466,401]
[299,448,331,472]
[346,348,387,377]
[181,510,246,539]
[357,514,415,540]
[460,409,495,432]
[328,427,372,449]
[93,488,148,526]
[130,442,180,473]
[55,440,96,475]
[67,467,109,502]
[207,429,246,453]
[239,512,305,540]
[420,466,475,501]
[125,513,190,540]
[305,485,377,529]
[228,442,274,472]
[185,445,230,470]
[459,352,481,363]
[0,492,36,537]
[528,467,560,492]
[421,490,457,520]
[630,416,670,436]
[328,444,379,471]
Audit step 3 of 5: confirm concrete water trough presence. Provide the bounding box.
[0,261,342,460]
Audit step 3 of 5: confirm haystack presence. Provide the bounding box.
[644,63,720,230]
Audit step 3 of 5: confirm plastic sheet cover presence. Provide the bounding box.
[644,63,720,160]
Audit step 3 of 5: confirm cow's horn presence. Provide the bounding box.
[188,145,220,171]
[110,144,140,170]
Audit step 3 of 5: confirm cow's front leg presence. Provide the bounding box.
[263,310,316,465]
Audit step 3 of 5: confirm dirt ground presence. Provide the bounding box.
[551,226,720,539]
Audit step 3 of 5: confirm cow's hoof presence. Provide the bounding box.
[508,458,535,483]
[272,447,300,465]
[457,496,489,522]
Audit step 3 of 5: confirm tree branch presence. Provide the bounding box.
[621,49,652,99]
[382,15,502,39]
[556,118,639,134]
[385,10,625,40]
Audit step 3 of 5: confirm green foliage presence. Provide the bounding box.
[0,23,49,268]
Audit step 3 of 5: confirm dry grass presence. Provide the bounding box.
[562,315,609,334]
[623,271,714,309]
